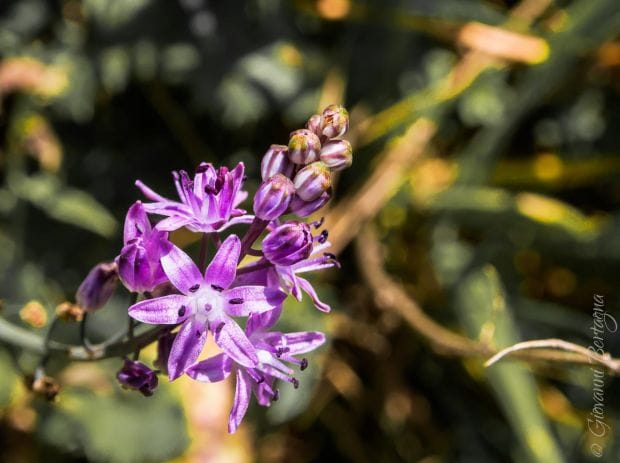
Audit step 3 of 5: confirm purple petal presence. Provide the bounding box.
[223,286,286,316]
[123,202,152,243]
[154,216,193,232]
[186,353,233,383]
[135,179,168,202]
[205,234,240,289]
[168,318,208,381]
[297,276,331,312]
[280,331,326,354]
[212,316,258,368]
[160,243,203,294]
[246,306,282,335]
[129,295,189,324]
[228,370,252,434]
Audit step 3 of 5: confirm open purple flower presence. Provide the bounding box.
[236,234,338,313]
[187,309,325,433]
[115,201,170,293]
[128,235,286,380]
[135,162,253,233]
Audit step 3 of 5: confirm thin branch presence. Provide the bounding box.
[484,339,620,373]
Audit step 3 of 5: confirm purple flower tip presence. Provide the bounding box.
[116,359,159,397]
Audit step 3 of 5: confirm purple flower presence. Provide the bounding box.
[76,261,118,312]
[117,359,159,397]
[115,201,170,293]
[128,235,286,380]
[262,221,313,267]
[236,233,338,313]
[187,310,325,433]
[135,162,253,233]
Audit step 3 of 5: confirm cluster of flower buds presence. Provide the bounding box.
[257,104,352,218]
[73,105,352,433]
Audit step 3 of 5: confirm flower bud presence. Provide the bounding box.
[288,129,321,165]
[289,191,331,217]
[306,114,322,135]
[293,161,331,201]
[116,359,159,397]
[263,221,313,266]
[319,139,352,171]
[253,174,295,220]
[320,104,349,139]
[76,262,118,312]
[261,144,295,181]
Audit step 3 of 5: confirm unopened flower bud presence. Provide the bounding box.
[76,262,118,312]
[320,104,349,139]
[263,221,313,266]
[253,174,295,220]
[288,129,321,165]
[261,144,295,181]
[320,139,352,171]
[55,301,84,322]
[306,114,322,135]
[293,161,331,201]
[117,359,159,397]
[289,190,331,218]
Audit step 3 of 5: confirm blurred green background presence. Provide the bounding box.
[1,0,620,462]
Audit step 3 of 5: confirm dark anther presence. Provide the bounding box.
[215,322,225,334]
[318,230,329,243]
[196,163,210,173]
[228,298,244,305]
[178,306,186,317]
[323,252,337,260]
[292,378,299,389]
[312,217,325,229]
[276,348,283,358]
[272,389,279,401]
[189,284,200,293]
[211,284,224,292]
[300,358,308,371]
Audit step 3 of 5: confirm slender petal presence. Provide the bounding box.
[213,315,258,367]
[228,369,252,434]
[129,295,189,324]
[280,331,326,354]
[247,306,283,335]
[155,215,193,232]
[224,286,286,316]
[168,318,208,381]
[297,276,331,312]
[186,353,233,383]
[161,243,203,294]
[124,202,151,243]
[205,234,241,288]
[135,180,167,202]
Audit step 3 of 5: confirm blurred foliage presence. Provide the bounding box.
[1,0,620,462]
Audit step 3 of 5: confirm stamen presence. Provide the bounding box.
[323,252,337,260]
[312,217,325,229]
[291,378,299,389]
[300,358,308,371]
[177,306,186,317]
[189,284,200,293]
[317,230,328,243]
[211,284,224,292]
[272,388,279,401]
[215,322,225,334]
[228,298,244,305]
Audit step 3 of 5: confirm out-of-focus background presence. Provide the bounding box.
[1,0,620,462]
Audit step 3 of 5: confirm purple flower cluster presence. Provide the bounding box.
[108,105,352,432]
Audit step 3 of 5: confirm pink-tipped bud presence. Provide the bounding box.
[319,139,352,171]
[293,161,331,201]
[288,129,321,165]
[320,104,349,139]
[306,114,322,136]
[253,174,295,220]
[76,262,118,312]
[289,190,331,217]
[261,144,295,181]
[263,221,313,266]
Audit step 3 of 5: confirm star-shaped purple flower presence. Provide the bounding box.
[187,308,325,433]
[128,235,286,380]
[135,162,253,233]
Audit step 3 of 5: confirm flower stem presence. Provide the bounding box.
[239,218,268,261]
[198,233,210,272]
